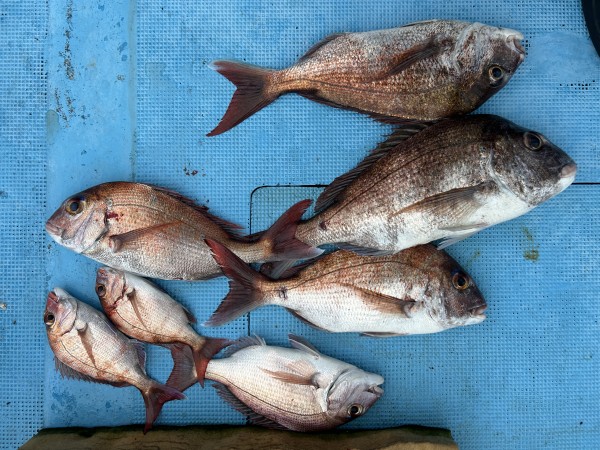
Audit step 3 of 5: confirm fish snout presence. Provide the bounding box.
[368,385,384,397]
[560,162,577,180]
[45,221,63,239]
[469,304,487,318]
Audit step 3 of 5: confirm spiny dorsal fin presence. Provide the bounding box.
[54,357,127,387]
[298,33,347,62]
[222,335,266,358]
[288,334,320,358]
[151,185,244,239]
[314,123,431,214]
[212,382,289,430]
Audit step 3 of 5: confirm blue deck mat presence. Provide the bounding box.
[0,0,599,448]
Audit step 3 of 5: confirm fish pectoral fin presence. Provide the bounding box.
[123,287,149,330]
[262,360,320,388]
[341,284,416,318]
[361,332,407,337]
[435,225,487,250]
[212,382,289,430]
[75,323,97,367]
[385,36,449,77]
[298,32,347,62]
[108,222,182,253]
[396,182,496,223]
[286,308,330,332]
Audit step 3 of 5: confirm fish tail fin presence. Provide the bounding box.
[141,382,185,433]
[207,60,277,136]
[204,239,270,326]
[191,337,231,388]
[165,343,198,394]
[257,200,324,262]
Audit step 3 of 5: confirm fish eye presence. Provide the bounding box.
[347,404,364,418]
[523,132,543,151]
[65,197,85,215]
[488,65,505,86]
[96,283,106,297]
[44,312,55,326]
[452,272,470,290]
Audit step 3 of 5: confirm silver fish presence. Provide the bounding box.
[208,20,525,135]
[44,288,185,433]
[95,267,229,385]
[204,241,486,336]
[294,115,576,254]
[204,335,384,431]
[45,182,321,280]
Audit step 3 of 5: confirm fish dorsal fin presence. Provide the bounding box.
[212,382,289,430]
[151,185,244,239]
[259,256,324,279]
[222,335,266,358]
[298,33,347,62]
[288,334,320,358]
[314,124,430,214]
[54,357,127,387]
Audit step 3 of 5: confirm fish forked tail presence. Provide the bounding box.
[140,382,186,433]
[253,199,323,263]
[207,60,277,136]
[191,337,230,388]
[165,343,198,394]
[204,239,271,326]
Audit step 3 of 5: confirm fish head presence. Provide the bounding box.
[488,118,577,205]
[455,23,525,110]
[95,267,127,310]
[437,255,487,327]
[45,186,109,254]
[44,288,78,337]
[326,368,384,426]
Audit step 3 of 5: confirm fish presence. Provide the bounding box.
[291,115,577,255]
[95,267,229,385]
[204,334,384,431]
[207,20,525,136]
[44,288,185,433]
[45,182,321,280]
[204,240,486,336]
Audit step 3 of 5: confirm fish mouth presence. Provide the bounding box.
[560,163,577,180]
[45,221,63,239]
[368,385,384,397]
[469,304,487,319]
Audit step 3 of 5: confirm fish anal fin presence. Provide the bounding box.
[131,340,147,371]
[212,382,289,430]
[335,243,395,256]
[108,222,182,253]
[298,33,347,62]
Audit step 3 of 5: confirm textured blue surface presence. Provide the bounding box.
[0,0,599,448]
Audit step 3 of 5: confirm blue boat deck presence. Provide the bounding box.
[0,1,599,448]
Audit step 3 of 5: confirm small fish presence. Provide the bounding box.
[204,334,384,431]
[45,182,321,280]
[95,267,229,385]
[208,20,525,136]
[44,288,185,433]
[293,115,576,255]
[204,241,486,336]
